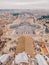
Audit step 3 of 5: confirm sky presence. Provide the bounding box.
[0,0,49,9]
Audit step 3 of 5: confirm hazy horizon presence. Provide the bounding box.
[0,0,49,9]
